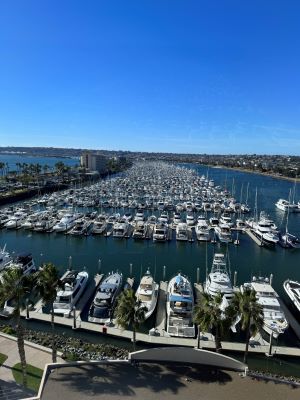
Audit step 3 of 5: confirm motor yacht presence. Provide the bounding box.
[205,253,234,303]
[173,212,182,225]
[136,269,159,319]
[112,221,130,238]
[176,223,189,241]
[91,214,107,235]
[53,213,79,232]
[242,277,288,338]
[153,223,168,242]
[21,212,42,230]
[68,218,91,235]
[5,212,27,229]
[53,269,89,316]
[89,271,123,324]
[195,216,210,241]
[219,213,234,227]
[283,280,300,313]
[166,273,195,337]
[279,232,300,249]
[132,221,147,239]
[33,215,56,232]
[186,213,195,226]
[214,224,232,243]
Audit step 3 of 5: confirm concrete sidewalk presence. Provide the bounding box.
[0,334,64,400]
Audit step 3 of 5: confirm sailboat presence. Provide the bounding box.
[279,190,300,249]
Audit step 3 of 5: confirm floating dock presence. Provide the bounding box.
[245,228,263,246]
[154,281,168,335]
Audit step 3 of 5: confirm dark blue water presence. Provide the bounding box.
[0,154,79,172]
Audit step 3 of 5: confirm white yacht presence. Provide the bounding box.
[5,212,27,229]
[53,269,89,316]
[112,221,129,238]
[89,271,123,324]
[53,213,79,232]
[136,269,159,319]
[195,216,210,241]
[276,199,300,213]
[91,215,107,235]
[173,212,182,225]
[186,213,195,226]
[134,210,145,222]
[33,215,56,232]
[219,214,234,227]
[242,277,288,338]
[166,273,195,337]
[214,224,232,243]
[158,211,169,224]
[205,253,234,303]
[21,212,42,230]
[283,280,300,313]
[68,218,91,235]
[176,222,189,241]
[132,221,147,239]
[153,223,168,242]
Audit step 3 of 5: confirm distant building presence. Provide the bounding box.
[80,152,108,174]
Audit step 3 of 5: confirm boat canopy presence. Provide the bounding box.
[170,294,192,303]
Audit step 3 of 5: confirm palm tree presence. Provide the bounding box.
[226,288,263,363]
[193,292,226,353]
[36,263,61,363]
[0,268,35,387]
[115,289,147,351]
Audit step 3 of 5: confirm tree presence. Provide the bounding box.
[193,292,227,353]
[36,263,61,363]
[226,288,263,363]
[55,162,66,176]
[0,268,35,387]
[115,289,147,351]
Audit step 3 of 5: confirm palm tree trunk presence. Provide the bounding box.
[132,328,136,351]
[51,304,57,363]
[215,325,222,353]
[16,315,27,387]
[243,323,251,364]
[197,325,201,349]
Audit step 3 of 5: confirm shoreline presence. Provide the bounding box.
[210,165,300,183]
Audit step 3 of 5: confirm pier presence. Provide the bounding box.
[245,228,263,246]
[154,281,168,335]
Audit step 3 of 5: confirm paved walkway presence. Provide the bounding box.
[0,335,64,400]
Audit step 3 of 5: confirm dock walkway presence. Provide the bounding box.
[154,281,168,335]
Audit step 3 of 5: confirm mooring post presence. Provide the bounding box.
[69,255,72,270]
[163,265,166,281]
[98,258,102,274]
[269,273,273,286]
[130,263,133,277]
[234,271,237,287]
[73,307,76,329]
[196,267,200,284]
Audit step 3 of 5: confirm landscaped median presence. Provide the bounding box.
[11,363,43,392]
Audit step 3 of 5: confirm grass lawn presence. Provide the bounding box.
[0,353,8,365]
[12,363,43,392]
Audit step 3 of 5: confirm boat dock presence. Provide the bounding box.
[245,228,263,246]
[23,305,300,357]
[154,281,168,335]
[194,282,204,303]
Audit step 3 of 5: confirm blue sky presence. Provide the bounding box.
[0,1,300,154]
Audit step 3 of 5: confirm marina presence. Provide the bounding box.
[1,161,300,374]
